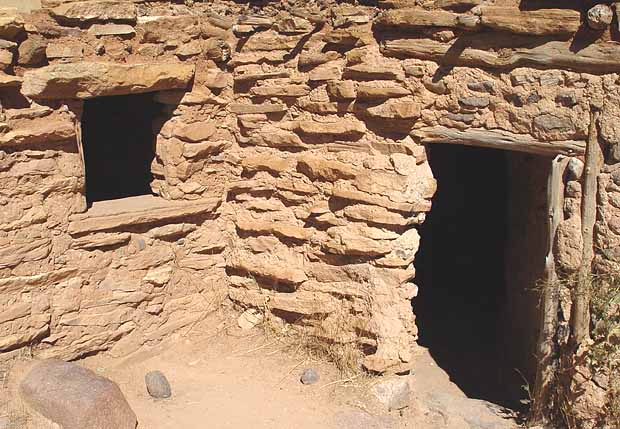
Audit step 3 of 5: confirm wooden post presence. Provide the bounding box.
[73,101,88,212]
[571,107,603,345]
[531,154,569,422]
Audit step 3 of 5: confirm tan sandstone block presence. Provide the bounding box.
[22,62,195,99]
[51,1,137,23]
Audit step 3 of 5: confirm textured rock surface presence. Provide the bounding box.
[19,359,137,429]
[0,2,618,424]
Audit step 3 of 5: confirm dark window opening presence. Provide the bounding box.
[81,93,159,205]
[414,144,549,410]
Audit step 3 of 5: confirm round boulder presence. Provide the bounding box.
[19,359,137,429]
[145,370,172,399]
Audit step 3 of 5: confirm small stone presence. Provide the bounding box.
[510,73,536,86]
[423,78,447,95]
[533,113,573,133]
[443,112,475,124]
[371,376,411,411]
[300,368,320,385]
[145,370,171,399]
[17,35,47,66]
[459,95,489,109]
[136,238,146,250]
[456,14,480,28]
[95,43,105,55]
[556,91,577,107]
[88,24,136,37]
[403,63,425,77]
[567,158,584,181]
[237,308,263,330]
[327,80,356,100]
[526,92,541,104]
[0,48,13,71]
[611,142,620,163]
[46,42,84,60]
[467,80,494,93]
[433,30,455,42]
[540,71,563,86]
[587,4,613,30]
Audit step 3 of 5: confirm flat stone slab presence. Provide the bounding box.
[21,62,195,99]
[51,1,137,23]
[68,195,221,234]
[20,359,137,429]
[88,23,136,37]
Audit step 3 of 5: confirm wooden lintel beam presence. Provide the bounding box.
[411,126,586,157]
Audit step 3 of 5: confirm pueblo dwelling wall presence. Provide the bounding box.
[0,0,619,415]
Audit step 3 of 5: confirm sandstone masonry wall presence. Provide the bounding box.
[0,0,619,391]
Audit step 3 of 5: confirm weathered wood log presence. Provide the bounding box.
[479,6,581,36]
[571,108,603,345]
[411,126,586,156]
[531,154,569,423]
[375,8,459,28]
[377,6,581,36]
[382,38,620,74]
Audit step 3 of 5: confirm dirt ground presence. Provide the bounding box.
[1,312,521,429]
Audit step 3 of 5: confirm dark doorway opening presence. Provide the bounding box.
[81,93,159,205]
[414,144,547,410]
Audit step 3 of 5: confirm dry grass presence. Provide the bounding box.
[587,274,620,428]
[227,267,375,379]
[544,273,620,429]
[259,305,368,378]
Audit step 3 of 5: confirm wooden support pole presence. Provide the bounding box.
[571,107,603,346]
[531,154,569,422]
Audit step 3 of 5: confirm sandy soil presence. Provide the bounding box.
[1,312,521,429]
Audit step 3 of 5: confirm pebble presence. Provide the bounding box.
[145,370,172,399]
[300,368,320,385]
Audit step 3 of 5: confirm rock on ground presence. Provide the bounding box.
[371,376,411,411]
[145,370,172,399]
[300,368,320,385]
[19,359,137,429]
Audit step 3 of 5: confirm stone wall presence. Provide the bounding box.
[0,0,619,391]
